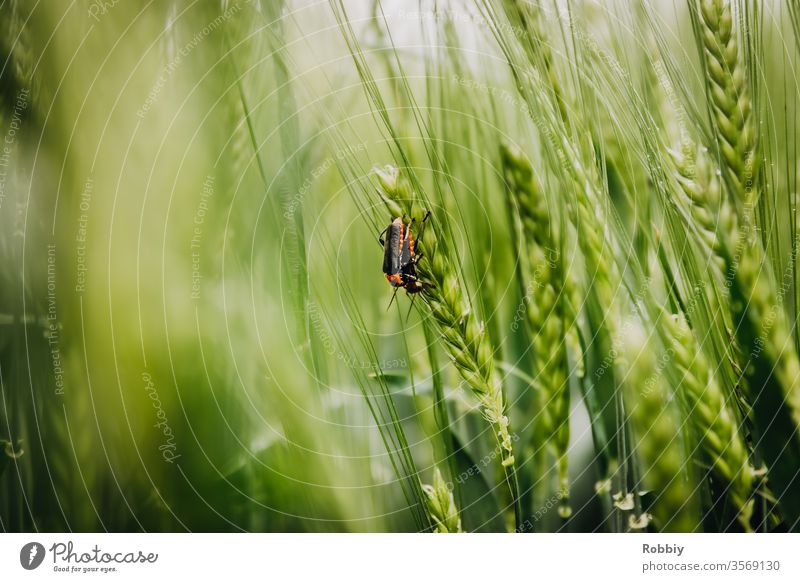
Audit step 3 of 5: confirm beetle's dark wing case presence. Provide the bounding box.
[382,220,402,275]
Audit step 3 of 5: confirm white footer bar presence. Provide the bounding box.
[1,533,797,581]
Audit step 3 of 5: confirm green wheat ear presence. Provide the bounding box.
[715,222,800,526]
[697,0,756,208]
[660,310,754,530]
[422,467,462,533]
[501,143,572,518]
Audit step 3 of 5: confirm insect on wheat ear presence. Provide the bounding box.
[378,212,431,304]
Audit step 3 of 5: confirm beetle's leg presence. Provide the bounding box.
[406,274,431,291]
